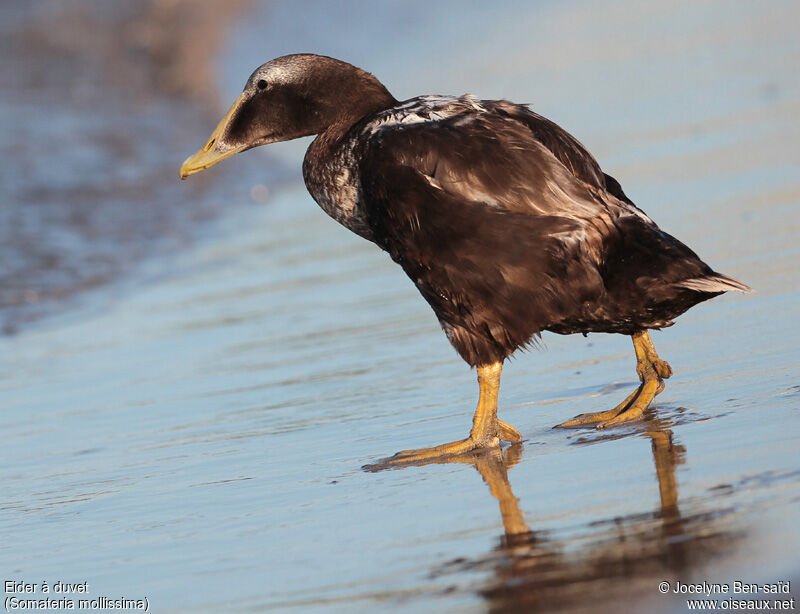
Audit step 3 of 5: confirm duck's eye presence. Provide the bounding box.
[257,79,268,90]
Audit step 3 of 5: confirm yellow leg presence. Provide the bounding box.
[386,361,520,464]
[556,330,672,429]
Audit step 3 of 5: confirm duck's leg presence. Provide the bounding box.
[556,330,672,429]
[387,361,521,464]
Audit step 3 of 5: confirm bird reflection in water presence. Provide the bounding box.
[367,411,740,612]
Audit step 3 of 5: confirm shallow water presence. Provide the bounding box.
[2,1,800,612]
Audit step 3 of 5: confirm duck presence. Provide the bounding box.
[180,54,750,464]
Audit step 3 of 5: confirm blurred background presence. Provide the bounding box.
[2,1,798,612]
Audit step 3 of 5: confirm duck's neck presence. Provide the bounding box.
[310,81,397,158]
[302,83,395,243]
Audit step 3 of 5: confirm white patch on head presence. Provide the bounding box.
[260,65,292,83]
[254,60,303,86]
[250,54,327,88]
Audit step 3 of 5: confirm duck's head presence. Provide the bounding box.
[180,54,395,179]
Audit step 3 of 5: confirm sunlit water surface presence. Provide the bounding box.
[2,1,799,612]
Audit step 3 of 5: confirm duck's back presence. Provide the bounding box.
[307,95,746,364]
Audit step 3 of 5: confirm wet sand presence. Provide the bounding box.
[2,1,799,612]
[0,0,263,333]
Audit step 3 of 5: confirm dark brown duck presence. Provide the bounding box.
[181,54,750,463]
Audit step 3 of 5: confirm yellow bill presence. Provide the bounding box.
[180,94,248,179]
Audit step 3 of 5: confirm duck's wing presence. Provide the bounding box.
[357,110,610,364]
[484,100,645,209]
[482,100,607,192]
[480,103,750,295]
[356,105,747,363]
[360,99,626,223]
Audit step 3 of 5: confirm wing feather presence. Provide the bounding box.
[354,100,748,361]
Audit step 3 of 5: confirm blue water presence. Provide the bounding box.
[2,1,799,612]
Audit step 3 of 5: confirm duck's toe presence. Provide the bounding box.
[555,385,642,428]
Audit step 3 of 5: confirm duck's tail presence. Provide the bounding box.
[676,272,753,294]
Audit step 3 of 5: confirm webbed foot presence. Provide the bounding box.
[556,330,671,429]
